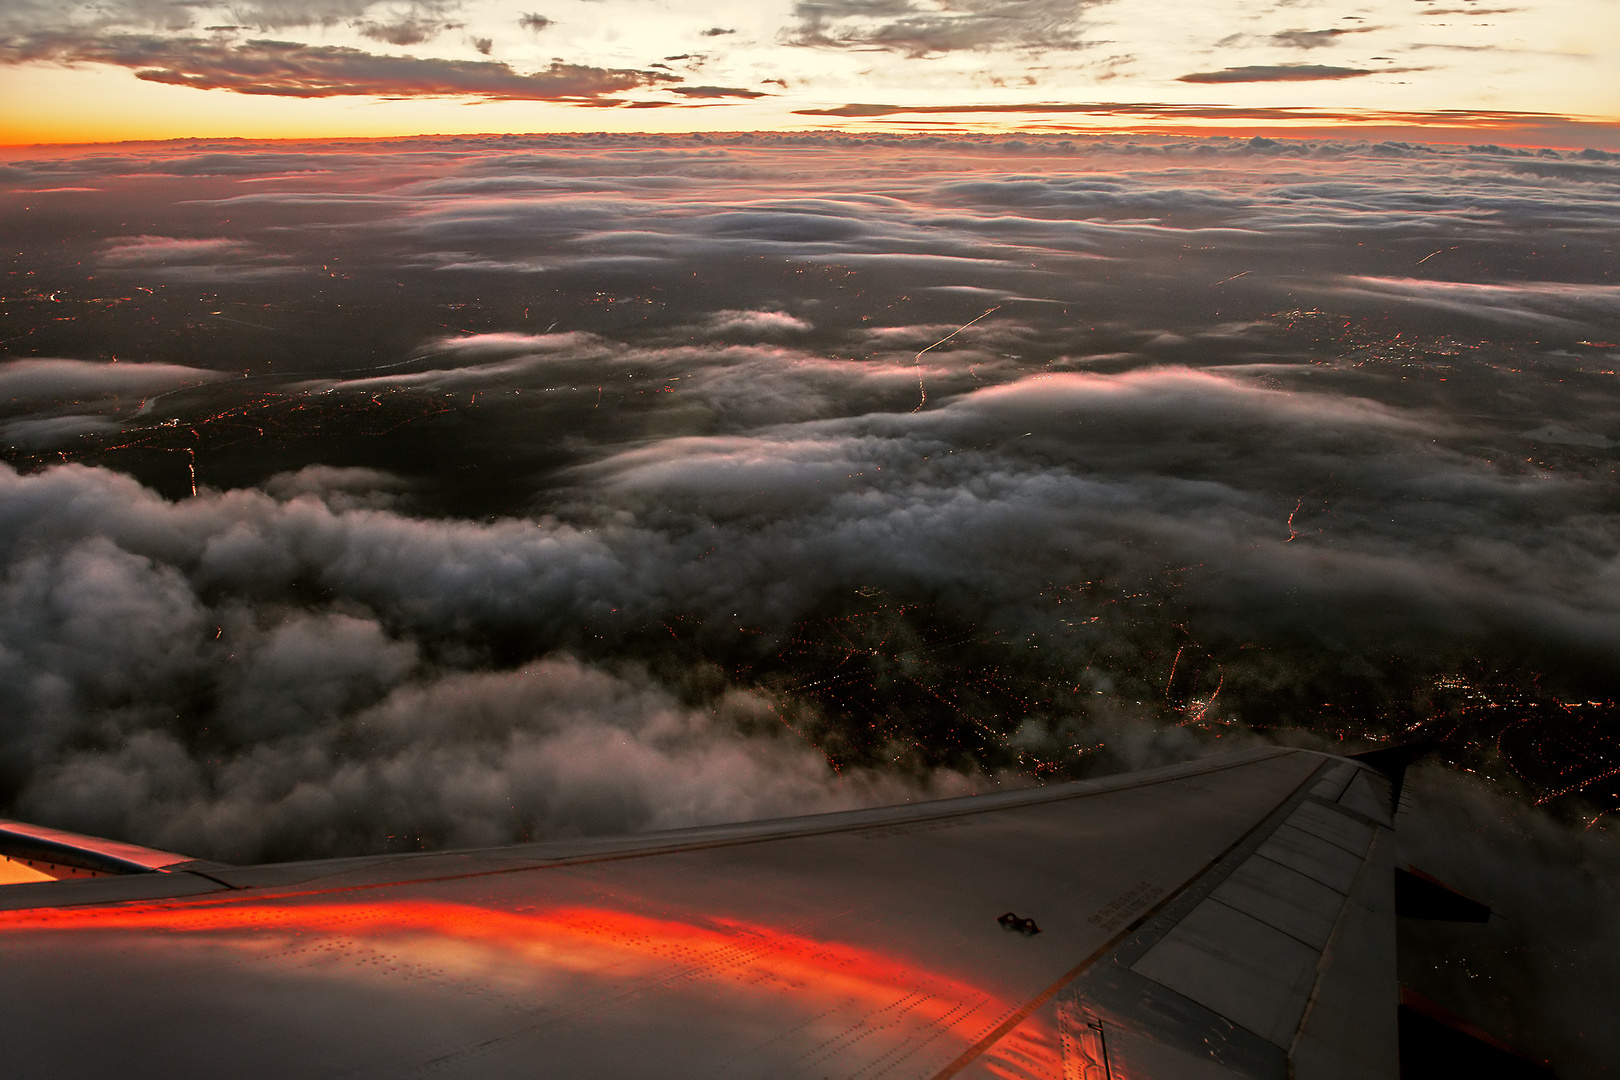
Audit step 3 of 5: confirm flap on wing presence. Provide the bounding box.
[1025,757,1399,1080]
[0,819,198,879]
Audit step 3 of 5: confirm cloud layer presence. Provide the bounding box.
[2,133,1617,1075]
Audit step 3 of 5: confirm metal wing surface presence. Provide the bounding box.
[0,746,1399,1079]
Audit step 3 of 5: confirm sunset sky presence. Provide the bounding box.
[2,0,1616,146]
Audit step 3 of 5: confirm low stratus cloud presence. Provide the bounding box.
[0,358,227,402]
[98,234,302,281]
[0,415,123,449]
[1326,277,1620,332]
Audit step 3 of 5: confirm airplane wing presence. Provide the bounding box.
[0,745,1402,1079]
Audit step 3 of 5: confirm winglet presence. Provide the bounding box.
[1399,988,1557,1078]
[1349,740,1440,815]
[1395,866,1492,922]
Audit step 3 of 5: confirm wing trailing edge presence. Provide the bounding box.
[0,748,1426,1079]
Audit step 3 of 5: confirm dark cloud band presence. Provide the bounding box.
[1177,64,1419,83]
[0,32,675,100]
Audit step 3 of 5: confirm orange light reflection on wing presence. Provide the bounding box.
[0,899,949,996]
[0,897,1061,1076]
[0,857,56,885]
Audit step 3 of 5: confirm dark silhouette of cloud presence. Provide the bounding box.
[210,2,467,33]
[1269,27,1379,49]
[40,1,470,34]
[671,85,770,99]
[1178,64,1397,83]
[518,13,554,32]
[354,18,455,46]
[0,33,676,99]
[226,1,382,30]
[782,0,1105,57]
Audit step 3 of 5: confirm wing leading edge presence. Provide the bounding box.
[0,746,1400,1079]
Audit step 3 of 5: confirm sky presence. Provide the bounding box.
[1,0,1617,145]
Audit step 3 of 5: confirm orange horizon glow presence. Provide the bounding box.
[5,118,1616,153]
[4,120,1618,155]
[3,59,1617,151]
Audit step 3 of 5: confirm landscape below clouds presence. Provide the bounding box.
[2,132,1618,1074]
